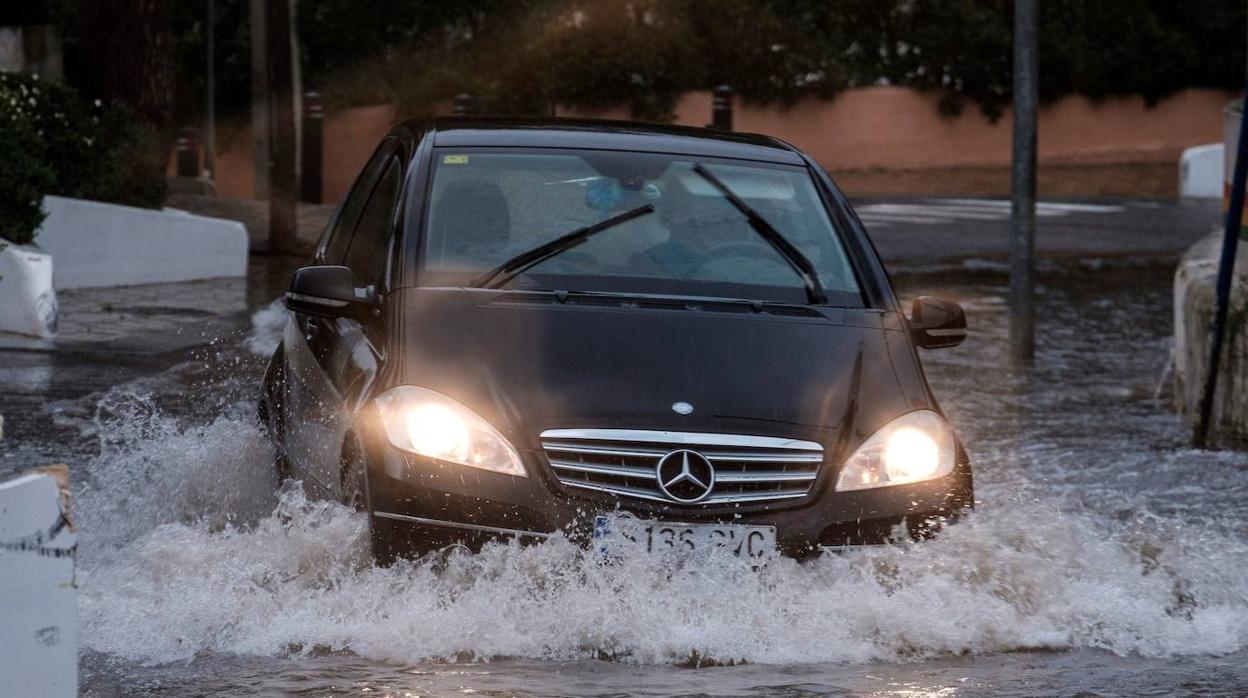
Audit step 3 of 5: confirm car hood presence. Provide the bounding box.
[395,288,932,453]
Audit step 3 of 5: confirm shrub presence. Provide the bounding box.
[0,71,165,245]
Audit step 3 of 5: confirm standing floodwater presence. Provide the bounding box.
[3,262,1247,696]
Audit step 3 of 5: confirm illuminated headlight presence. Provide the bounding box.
[835,410,956,491]
[375,386,527,477]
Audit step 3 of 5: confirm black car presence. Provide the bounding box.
[259,117,972,563]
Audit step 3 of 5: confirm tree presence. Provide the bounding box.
[61,0,174,208]
[267,0,298,253]
[73,0,176,139]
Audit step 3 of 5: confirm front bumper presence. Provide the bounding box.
[363,438,973,557]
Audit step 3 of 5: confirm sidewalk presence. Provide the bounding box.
[856,197,1221,268]
[0,195,325,358]
[0,278,248,355]
[165,194,335,251]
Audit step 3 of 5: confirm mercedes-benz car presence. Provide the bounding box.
[258,117,973,563]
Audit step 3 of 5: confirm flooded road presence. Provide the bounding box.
[5,260,1248,696]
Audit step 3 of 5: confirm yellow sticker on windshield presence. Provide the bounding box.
[443,154,469,165]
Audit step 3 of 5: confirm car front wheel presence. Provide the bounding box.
[339,433,406,566]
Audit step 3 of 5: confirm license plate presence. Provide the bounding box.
[594,514,776,558]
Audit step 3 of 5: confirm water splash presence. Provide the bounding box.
[72,396,1248,668]
[244,299,286,357]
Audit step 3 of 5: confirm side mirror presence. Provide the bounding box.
[908,296,967,349]
[285,265,372,319]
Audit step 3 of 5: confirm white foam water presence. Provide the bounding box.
[73,396,1248,669]
[243,298,287,357]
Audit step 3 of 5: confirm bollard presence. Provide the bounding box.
[711,84,734,131]
[301,91,323,204]
[453,93,476,116]
[175,127,201,177]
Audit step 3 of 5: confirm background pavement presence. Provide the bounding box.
[856,197,1222,266]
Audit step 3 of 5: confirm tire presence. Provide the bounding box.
[259,351,293,482]
[339,432,403,566]
[259,400,294,482]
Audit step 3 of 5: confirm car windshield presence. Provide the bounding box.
[418,148,863,306]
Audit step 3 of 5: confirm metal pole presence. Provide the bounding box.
[1009,0,1039,362]
[1193,93,1248,448]
[205,0,215,179]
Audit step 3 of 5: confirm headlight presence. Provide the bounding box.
[375,386,527,477]
[835,410,956,491]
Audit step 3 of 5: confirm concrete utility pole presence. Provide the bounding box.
[266,0,298,253]
[1010,0,1039,361]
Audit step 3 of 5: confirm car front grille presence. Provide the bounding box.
[539,429,824,505]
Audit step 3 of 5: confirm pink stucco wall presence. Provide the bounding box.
[563,86,1235,171]
[213,103,399,202]
[209,86,1233,201]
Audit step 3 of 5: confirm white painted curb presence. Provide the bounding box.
[0,465,77,698]
[1180,143,1224,199]
[34,196,248,290]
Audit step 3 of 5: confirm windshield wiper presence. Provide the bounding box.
[691,163,827,304]
[470,204,655,289]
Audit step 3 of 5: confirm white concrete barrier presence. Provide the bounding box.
[34,195,248,290]
[0,465,77,698]
[1173,230,1248,447]
[1180,143,1224,199]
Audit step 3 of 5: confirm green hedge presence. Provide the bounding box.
[0,72,165,245]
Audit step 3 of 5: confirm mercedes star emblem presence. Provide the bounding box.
[656,449,716,503]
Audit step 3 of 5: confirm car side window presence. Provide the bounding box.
[344,157,402,288]
[322,143,394,265]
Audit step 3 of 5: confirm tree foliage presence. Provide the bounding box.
[168,0,1245,122]
[0,72,165,245]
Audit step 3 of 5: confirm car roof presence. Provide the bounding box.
[397,116,807,166]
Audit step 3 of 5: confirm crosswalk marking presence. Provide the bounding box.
[854,198,1128,228]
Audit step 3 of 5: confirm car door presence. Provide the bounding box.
[284,141,400,495]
